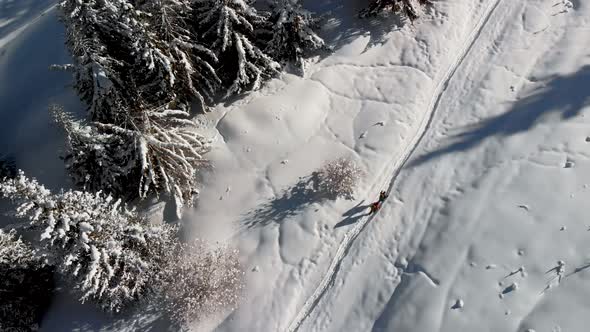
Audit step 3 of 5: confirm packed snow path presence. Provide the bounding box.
[286,0,504,330]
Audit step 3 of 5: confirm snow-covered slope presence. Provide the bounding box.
[1,0,589,331]
[300,0,590,332]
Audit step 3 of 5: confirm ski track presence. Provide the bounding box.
[0,3,57,50]
[286,1,503,331]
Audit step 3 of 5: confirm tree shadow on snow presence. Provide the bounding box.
[240,171,368,231]
[407,65,590,168]
[41,291,178,332]
[302,0,408,54]
[240,173,324,230]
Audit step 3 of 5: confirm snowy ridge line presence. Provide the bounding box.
[286,0,503,331]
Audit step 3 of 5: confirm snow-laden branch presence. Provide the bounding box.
[0,171,177,312]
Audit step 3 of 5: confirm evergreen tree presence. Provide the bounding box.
[60,0,182,121]
[0,171,177,312]
[265,0,327,75]
[52,105,211,219]
[57,1,216,218]
[0,229,54,331]
[135,0,221,111]
[360,0,432,20]
[193,0,280,97]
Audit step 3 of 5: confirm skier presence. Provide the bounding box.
[369,201,381,214]
[369,191,388,214]
[379,190,388,202]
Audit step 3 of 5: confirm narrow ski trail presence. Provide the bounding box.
[286,1,503,331]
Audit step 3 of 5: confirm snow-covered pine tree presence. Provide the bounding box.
[59,0,181,121]
[58,1,215,217]
[52,106,137,198]
[136,0,222,111]
[360,0,432,20]
[52,104,211,219]
[265,0,327,75]
[0,171,177,312]
[193,0,281,97]
[0,229,54,331]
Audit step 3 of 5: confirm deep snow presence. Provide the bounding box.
[1,0,590,331]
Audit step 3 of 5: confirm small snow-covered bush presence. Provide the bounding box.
[316,158,363,200]
[154,240,244,328]
[360,0,432,20]
[0,171,176,312]
[0,229,54,331]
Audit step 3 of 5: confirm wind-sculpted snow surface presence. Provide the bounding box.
[302,1,590,332]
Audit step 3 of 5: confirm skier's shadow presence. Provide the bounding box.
[334,200,371,228]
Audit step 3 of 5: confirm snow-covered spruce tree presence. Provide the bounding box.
[265,0,327,75]
[315,158,363,200]
[193,0,281,97]
[360,0,432,20]
[59,0,187,121]
[153,240,244,328]
[0,171,177,312]
[52,104,211,219]
[135,0,222,111]
[0,229,54,331]
[0,229,36,266]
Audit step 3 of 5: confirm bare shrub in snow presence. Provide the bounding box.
[52,104,211,219]
[316,158,363,200]
[265,0,328,75]
[193,0,281,97]
[360,0,432,20]
[0,171,177,312]
[0,229,54,331]
[153,240,244,328]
